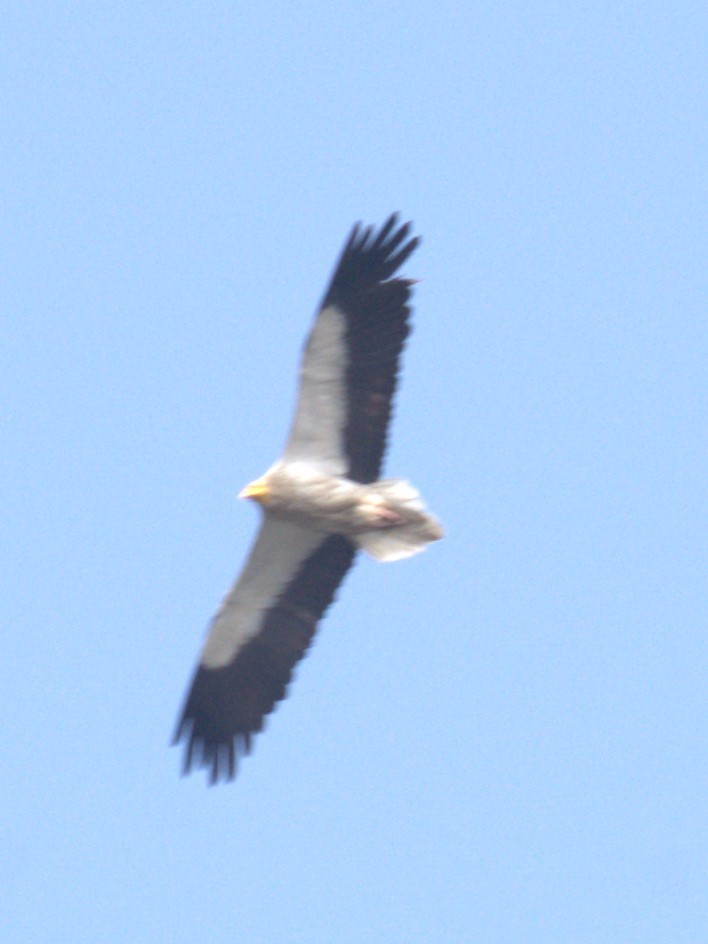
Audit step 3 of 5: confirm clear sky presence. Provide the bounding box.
[2,3,706,942]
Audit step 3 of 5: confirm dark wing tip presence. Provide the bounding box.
[322,214,420,310]
[173,714,247,785]
[172,664,264,784]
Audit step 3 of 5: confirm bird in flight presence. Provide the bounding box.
[174,214,443,783]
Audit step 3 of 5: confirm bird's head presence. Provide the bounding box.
[238,478,271,505]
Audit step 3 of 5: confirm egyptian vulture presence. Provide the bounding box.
[174,214,442,782]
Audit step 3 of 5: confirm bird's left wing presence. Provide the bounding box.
[174,518,355,783]
[282,214,419,481]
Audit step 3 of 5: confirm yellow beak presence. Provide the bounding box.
[238,479,270,504]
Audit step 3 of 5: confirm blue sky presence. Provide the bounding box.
[2,3,706,941]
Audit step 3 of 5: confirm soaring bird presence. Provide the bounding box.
[174,214,442,782]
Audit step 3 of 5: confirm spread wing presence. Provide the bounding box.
[174,519,355,783]
[282,213,419,482]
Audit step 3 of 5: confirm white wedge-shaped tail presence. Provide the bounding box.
[354,479,444,562]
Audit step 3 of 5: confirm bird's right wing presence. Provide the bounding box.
[174,517,356,783]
